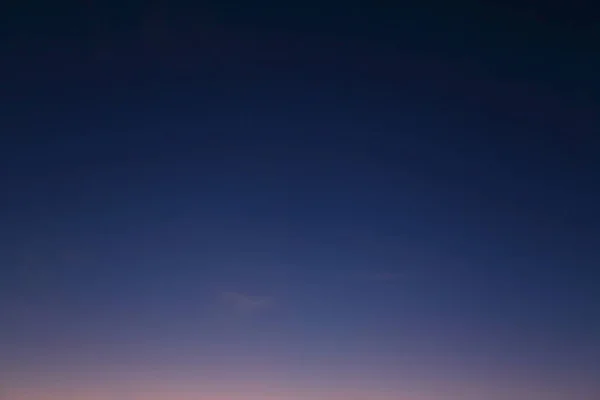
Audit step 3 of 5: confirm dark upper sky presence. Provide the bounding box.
[1,1,599,399]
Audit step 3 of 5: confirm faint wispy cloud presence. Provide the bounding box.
[219,291,274,313]
[367,272,404,282]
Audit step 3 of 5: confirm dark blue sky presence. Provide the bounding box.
[1,1,599,399]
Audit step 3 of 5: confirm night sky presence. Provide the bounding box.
[1,1,599,399]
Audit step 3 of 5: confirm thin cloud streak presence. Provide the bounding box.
[367,272,404,282]
[219,291,274,313]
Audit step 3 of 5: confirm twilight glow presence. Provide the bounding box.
[1,1,599,399]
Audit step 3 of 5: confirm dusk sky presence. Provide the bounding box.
[1,1,599,399]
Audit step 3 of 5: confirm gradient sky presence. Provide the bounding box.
[1,1,599,399]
